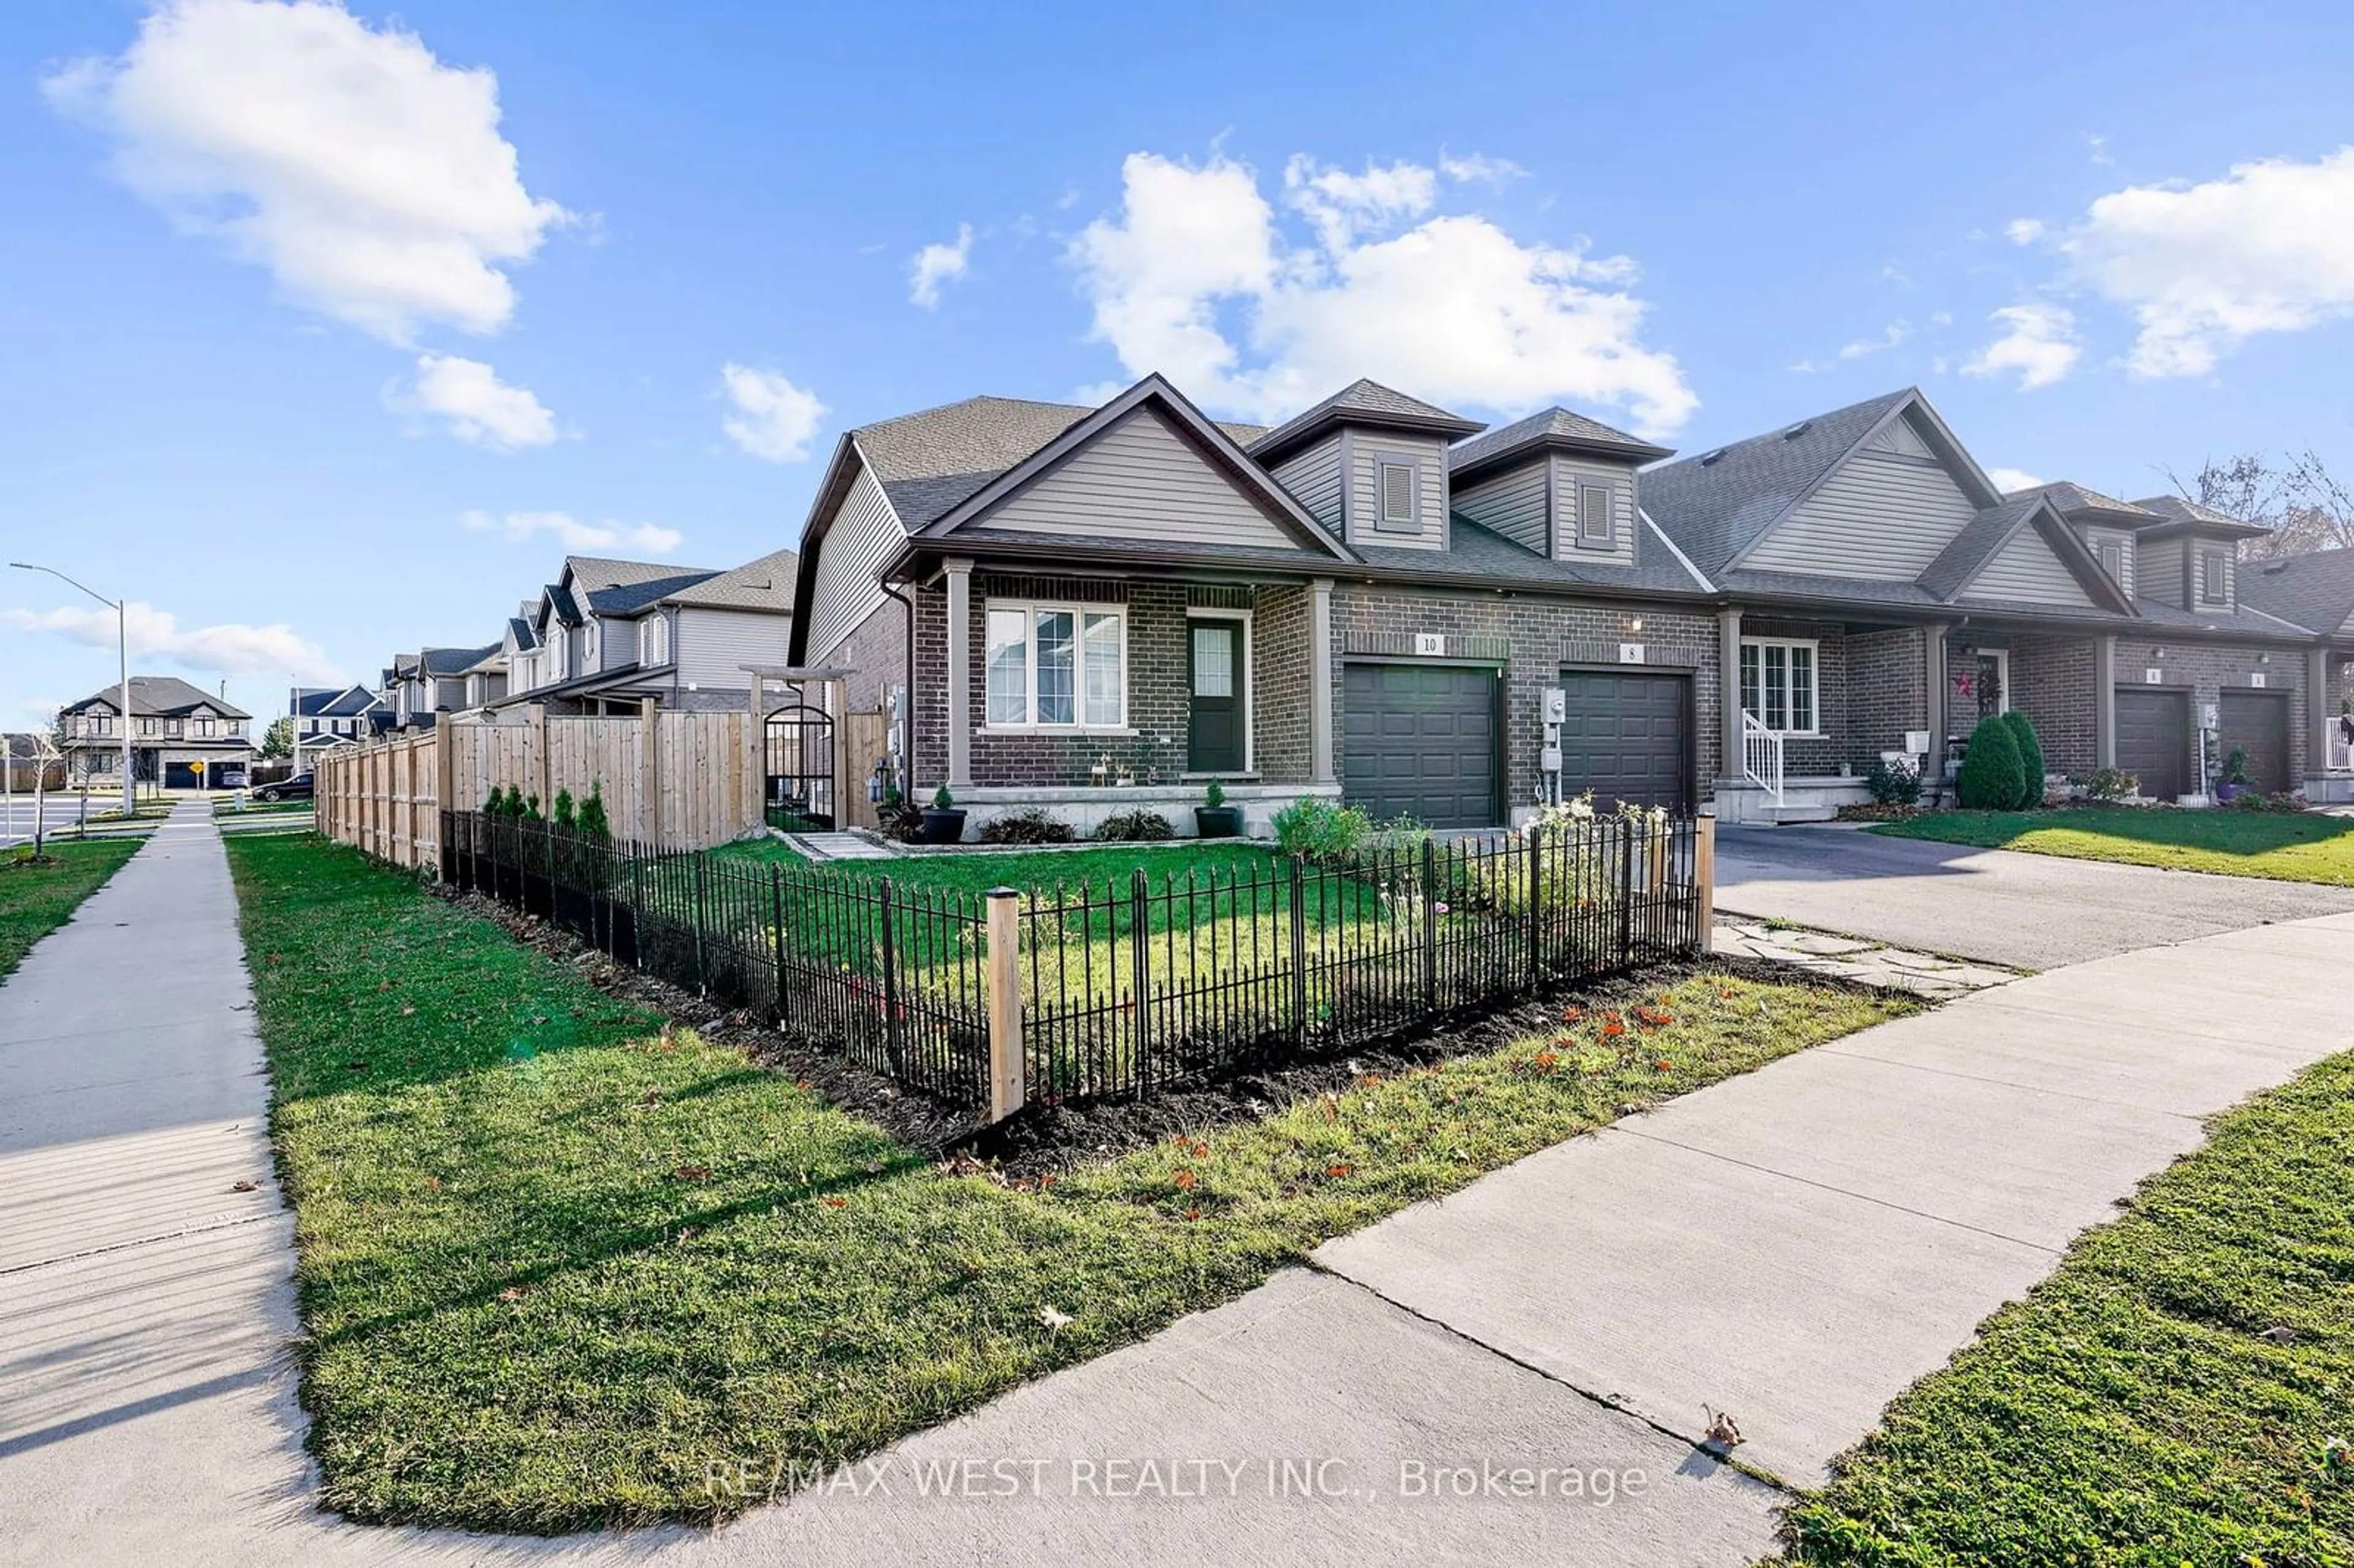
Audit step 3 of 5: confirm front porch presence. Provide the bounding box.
[1714,611,2108,818]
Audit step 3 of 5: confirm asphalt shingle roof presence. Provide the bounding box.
[1447,406,1671,478]
[659,547,799,611]
[2241,547,2354,637]
[2132,495,2245,528]
[63,675,250,720]
[585,571,717,615]
[1247,378,1481,464]
[1346,516,1710,596]
[421,644,499,677]
[2006,481,2160,525]
[1640,389,1916,580]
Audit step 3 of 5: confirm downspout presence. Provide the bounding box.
[878,577,917,795]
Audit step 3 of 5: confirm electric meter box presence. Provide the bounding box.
[1541,687,1566,725]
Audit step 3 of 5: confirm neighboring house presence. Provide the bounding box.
[496,550,798,715]
[787,373,2354,835]
[289,683,383,753]
[386,646,500,728]
[2241,545,2354,794]
[58,676,254,788]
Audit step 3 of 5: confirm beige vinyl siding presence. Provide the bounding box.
[1742,449,1979,579]
[1346,432,1448,550]
[675,607,793,690]
[2138,536,2187,606]
[1963,526,2095,607]
[985,406,1295,549]
[1551,454,1637,566]
[1270,433,1345,531]
[2080,525,2135,598]
[1453,460,1548,552]
[807,461,904,663]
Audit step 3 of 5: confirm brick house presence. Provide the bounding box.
[788,373,2354,837]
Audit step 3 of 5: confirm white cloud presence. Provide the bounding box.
[1841,321,1911,359]
[1069,150,1695,436]
[2057,146,2354,378]
[459,509,682,554]
[2087,133,2114,167]
[44,0,569,345]
[1986,466,2046,493]
[6,601,342,683]
[718,363,826,462]
[392,354,557,450]
[1963,302,2081,390]
[909,223,973,308]
[2005,218,2047,245]
[1438,152,1526,188]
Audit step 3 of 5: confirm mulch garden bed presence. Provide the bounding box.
[441,882,1866,1179]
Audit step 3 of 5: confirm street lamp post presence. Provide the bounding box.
[11,563,134,810]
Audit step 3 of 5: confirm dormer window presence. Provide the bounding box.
[2097,538,2124,584]
[1376,462,1417,531]
[2198,550,2228,606]
[1576,481,1616,549]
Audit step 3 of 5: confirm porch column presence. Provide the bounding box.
[2096,636,2119,769]
[2309,647,2333,780]
[1922,622,1949,804]
[945,557,974,791]
[1716,606,1743,782]
[1309,577,1336,784]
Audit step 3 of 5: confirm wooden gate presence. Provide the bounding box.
[839,710,889,830]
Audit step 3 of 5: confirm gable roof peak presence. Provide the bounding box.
[1247,376,1485,465]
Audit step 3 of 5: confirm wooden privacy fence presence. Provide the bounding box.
[316,705,763,870]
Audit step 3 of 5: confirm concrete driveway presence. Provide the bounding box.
[1715,822,2354,969]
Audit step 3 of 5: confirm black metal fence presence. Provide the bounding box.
[444,812,992,1105]
[440,810,1704,1117]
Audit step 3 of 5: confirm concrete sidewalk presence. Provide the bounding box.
[7,808,2353,1566]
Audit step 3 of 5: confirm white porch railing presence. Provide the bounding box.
[1740,710,1785,805]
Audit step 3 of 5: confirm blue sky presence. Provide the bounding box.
[7,0,2354,728]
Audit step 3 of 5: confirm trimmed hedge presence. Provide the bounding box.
[1956,716,2027,810]
[2000,710,2046,809]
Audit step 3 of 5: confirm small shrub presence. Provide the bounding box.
[878,797,923,842]
[1271,797,1371,860]
[1095,807,1175,842]
[931,785,955,811]
[1366,810,1431,861]
[978,807,1075,844]
[576,781,611,841]
[521,792,544,823]
[2082,767,2136,802]
[484,785,508,815]
[1956,717,2025,810]
[552,788,577,831]
[2228,788,2306,813]
[1203,778,1226,809]
[1864,755,1922,807]
[2217,745,2252,789]
[1999,710,2045,809]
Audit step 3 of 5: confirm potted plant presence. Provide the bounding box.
[919,785,967,844]
[1194,779,1243,839]
[2215,746,2252,804]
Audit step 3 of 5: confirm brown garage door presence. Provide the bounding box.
[1341,662,1502,828]
[2115,689,2188,801]
[2219,690,2291,793]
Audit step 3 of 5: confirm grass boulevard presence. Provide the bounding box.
[0,837,141,981]
[224,831,1899,1532]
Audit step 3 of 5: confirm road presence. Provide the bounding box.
[1715,821,2354,969]
[0,794,101,847]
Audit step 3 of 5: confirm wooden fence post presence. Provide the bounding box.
[433,714,454,877]
[1694,813,1716,954]
[638,696,660,847]
[528,703,550,812]
[985,887,1025,1124]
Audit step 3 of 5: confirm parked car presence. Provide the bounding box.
[253,773,313,802]
[215,767,249,790]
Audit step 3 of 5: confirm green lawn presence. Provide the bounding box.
[1871,804,2354,886]
[226,832,1903,1532]
[1777,1048,2354,1566]
[0,838,142,981]
[714,835,1283,892]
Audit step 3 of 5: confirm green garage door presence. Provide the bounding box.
[2218,690,2291,793]
[1341,662,1500,829]
[1558,670,1692,812]
[2115,689,2188,802]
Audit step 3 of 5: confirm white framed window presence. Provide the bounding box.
[983,602,1126,728]
[1739,637,1819,736]
[1376,460,1418,531]
[638,614,670,667]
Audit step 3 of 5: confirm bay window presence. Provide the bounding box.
[1739,637,1818,736]
[984,603,1126,728]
